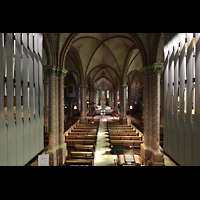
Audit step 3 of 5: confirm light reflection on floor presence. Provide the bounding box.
[94,115,117,166]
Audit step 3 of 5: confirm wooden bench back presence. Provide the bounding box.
[66,139,96,146]
[75,145,95,152]
[109,136,142,140]
[70,132,97,136]
[109,132,138,136]
[66,159,93,166]
[109,129,136,133]
[66,135,97,140]
[72,129,97,132]
[110,140,143,147]
[108,127,133,130]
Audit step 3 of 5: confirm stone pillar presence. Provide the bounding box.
[80,84,88,124]
[160,79,164,126]
[55,74,59,164]
[57,68,68,165]
[120,84,127,124]
[140,63,164,166]
[109,89,112,109]
[128,87,131,114]
[113,89,118,112]
[99,89,102,105]
[43,79,48,133]
[89,88,94,113]
[43,66,68,166]
[75,87,79,113]
[44,65,58,166]
[94,90,96,107]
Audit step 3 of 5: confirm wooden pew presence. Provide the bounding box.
[71,151,94,159]
[109,129,136,133]
[109,136,142,141]
[109,132,138,136]
[66,139,96,147]
[75,145,95,152]
[66,159,93,166]
[108,127,133,130]
[108,125,131,127]
[66,135,97,140]
[110,140,143,148]
[72,129,97,132]
[76,125,97,128]
[65,120,99,165]
[70,132,97,136]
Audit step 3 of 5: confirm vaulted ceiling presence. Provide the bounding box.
[43,33,164,91]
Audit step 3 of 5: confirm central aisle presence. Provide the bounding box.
[93,115,118,166]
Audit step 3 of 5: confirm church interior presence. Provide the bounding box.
[0,33,198,166]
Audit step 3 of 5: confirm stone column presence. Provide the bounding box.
[43,79,48,133]
[75,87,79,113]
[43,66,68,166]
[55,74,59,164]
[43,65,58,166]
[99,89,102,105]
[80,84,88,124]
[94,90,96,107]
[113,89,118,112]
[160,79,164,126]
[140,63,164,166]
[128,87,131,114]
[57,68,68,165]
[120,84,127,124]
[89,88,94,113]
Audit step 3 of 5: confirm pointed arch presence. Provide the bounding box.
[43,33,57,66]
[150,33,164,64]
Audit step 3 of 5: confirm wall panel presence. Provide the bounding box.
[34,33,40,155]
[163,37,169,153]
[15,33,24,165]
[0,33,8,165]
[0,33,43,166]
[38,33,44,150]
[6,33,17,166]
[164,33,200,166]
[22,33,30,164]
[29,33,36,160]
[193,33,200,165]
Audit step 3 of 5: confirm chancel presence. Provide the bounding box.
[0,33,198,166]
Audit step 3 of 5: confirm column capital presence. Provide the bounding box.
[43,65,57,76]
[43,65,68,77]
[79,84,87,88]
[121,84,127,88]
[140,63,164,77]
[57,68,68,78]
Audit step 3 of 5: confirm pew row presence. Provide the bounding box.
[70,132,97,136]
[110,136,142,141]
[109,132,138,136]
[66,159,93,166]
[75,145,95,152]
[72,129,97,132]
[66,139,96,147]
[71,151,94,159]
[110,140,143,148]
[66,135,97,140]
